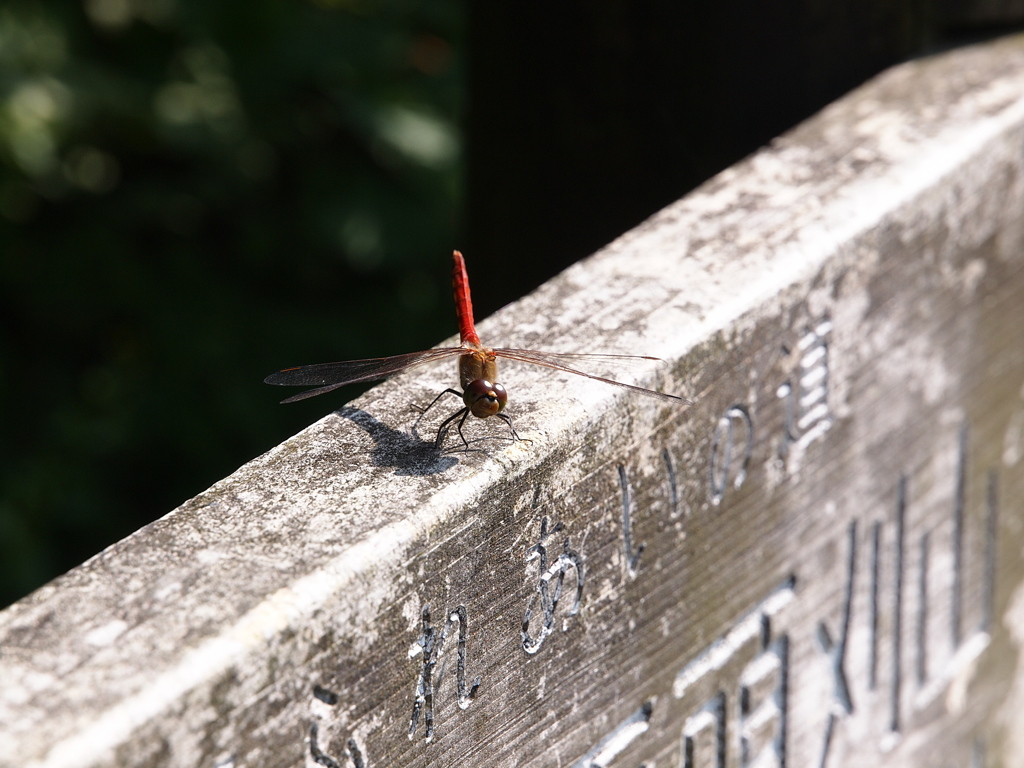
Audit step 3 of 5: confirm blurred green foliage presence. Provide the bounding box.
[0,0,464,606]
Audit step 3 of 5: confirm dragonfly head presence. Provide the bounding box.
[463,379,507,418]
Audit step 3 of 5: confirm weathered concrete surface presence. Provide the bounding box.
[3,34,1024,768]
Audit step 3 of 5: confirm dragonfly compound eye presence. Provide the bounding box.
[464,379,507,418]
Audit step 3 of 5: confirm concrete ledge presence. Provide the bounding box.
[4,34,1024,768]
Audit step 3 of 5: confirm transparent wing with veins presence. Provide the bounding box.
[265,345,689,405]
[491,348,690,404]
[264,348,466,403]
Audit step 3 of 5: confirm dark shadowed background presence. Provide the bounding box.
[0,0,1015,606]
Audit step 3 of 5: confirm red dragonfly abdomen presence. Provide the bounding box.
[452,250,481,346]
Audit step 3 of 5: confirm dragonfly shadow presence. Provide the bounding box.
[334,407,458,475]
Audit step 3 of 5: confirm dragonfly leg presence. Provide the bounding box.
[453,408,474,450]
[435,406,470,449]
[413,388,464,431]
[496,412,521,442]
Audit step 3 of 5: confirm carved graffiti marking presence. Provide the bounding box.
[408,604,480,742]
[739,630,788,768]
[891,475,907,734]
[709,405,754,505]
[618,465,644,575]
[816,521,855,768]
[778,319,833,461]
[916,531,930,687]
[309,721,341,768]
[681,693,726,768]
[309,686,366,768]
[952,425,967,649]
[571,700,654,768]
[982,471,999,633]
[868,521,882,692]
[522,517,585,654]
[674,578,795,700]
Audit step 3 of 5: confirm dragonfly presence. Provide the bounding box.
[265,251,690,448]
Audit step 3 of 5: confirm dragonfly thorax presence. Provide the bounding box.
[458,348,498,390]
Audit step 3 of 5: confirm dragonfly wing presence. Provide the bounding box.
[277,380,362,404]
[265,348,466,403]
[492,348,690,404]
